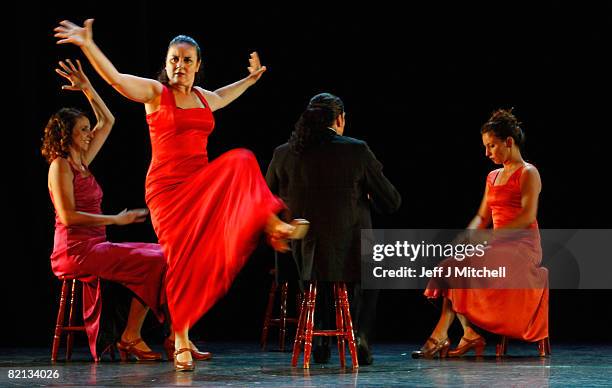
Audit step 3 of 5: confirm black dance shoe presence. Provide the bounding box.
[356,336,374,365]
[313,337,330,364]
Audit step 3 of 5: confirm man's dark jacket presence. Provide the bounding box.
[266,134,401,282]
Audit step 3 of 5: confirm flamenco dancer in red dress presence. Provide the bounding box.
[54,19,308,371]
[413,109,549,358]
[43,59,166,361]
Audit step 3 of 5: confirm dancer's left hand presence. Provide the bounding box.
[55,59,91,91]
[246,52,266,84]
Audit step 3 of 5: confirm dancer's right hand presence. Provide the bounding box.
[115,208,149,225]
[54,19,94,48]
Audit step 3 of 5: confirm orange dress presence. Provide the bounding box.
[425,164,549,341]
[145,86,284,331]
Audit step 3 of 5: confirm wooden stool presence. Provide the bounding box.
[51,276,87,362]
[261,270,301,351]
[291,281,359,369]
[496,336,551,357]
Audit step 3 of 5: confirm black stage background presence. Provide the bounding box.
[7,1,611,348]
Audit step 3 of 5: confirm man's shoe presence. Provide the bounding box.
[356,336,373,365]
[313,344,330,363]
[312,336,331,364]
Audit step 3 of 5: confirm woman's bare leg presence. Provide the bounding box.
[455,312,482,347]
[429,297,456,341]
[121,297,153,351]
[167,328,204,352]
[174,328,192,363]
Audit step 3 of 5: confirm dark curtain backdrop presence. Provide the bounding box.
[6,1,611,347]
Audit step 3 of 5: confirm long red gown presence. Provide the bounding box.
[50,163,166,360]
[145,85,284,331]
[425,164,549,341]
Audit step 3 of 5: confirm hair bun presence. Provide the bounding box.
[481,108,525,149]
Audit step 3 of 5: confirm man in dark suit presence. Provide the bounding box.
[266,93,401,365]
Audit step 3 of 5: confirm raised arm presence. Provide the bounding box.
[54,19,162,104]
[55,59,114,165]
[197,52,267,112]
[49,158,149,227]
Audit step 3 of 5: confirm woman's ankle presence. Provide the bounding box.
[463,327,480,339]
[174,332,190,347]
[430,331,448,342]
[120,331,140,342]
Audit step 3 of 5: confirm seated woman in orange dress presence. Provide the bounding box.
[44,59,167,361]
[412,108,549,358]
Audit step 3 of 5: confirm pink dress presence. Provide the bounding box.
[425,164,549,341]
[50,162,167,360]
[145,85,284,331]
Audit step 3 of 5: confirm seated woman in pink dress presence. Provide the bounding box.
[43,59,167,361]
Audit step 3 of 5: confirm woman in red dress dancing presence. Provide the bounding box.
[412,109,549,358]
[44,59,166,361]
[54,19,307,371]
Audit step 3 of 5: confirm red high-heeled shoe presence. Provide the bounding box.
[411,337,450,359]
[164,338,212,361]
[116,338,162,361]
[174,348,195,372]
[447,336,486,357]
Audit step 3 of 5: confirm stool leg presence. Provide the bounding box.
[334,283,346,368]
[339,283,359,369]
[279,282,289,352]
[52,279,69,362]
[261,280,277,350]
[303,282,317,369]
[109,344,116,361]
[292,287,308,367]
[296,292,303,318]
[65,279,78,361]
[537,337,551,357]
[496,336,508,356]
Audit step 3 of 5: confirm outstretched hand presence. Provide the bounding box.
[55,59,91,91]
[115,208,149,226]
[54,19,94,47]
[246,52,266,84]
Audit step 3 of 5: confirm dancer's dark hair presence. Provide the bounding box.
[481,108,525,149]
[289,93,344,154]
[157,35,203,85]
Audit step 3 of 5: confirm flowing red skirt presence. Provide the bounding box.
[425,237,549,341]
[147,149,284,331]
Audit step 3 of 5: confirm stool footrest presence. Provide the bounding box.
[269,318,299,324]
[60,326,86,331]
[312,330,349,336]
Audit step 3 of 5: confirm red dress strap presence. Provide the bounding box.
[160,84,174,107]
[159,85,209,109]
[192,88,209,109]
[487,169,502,186]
